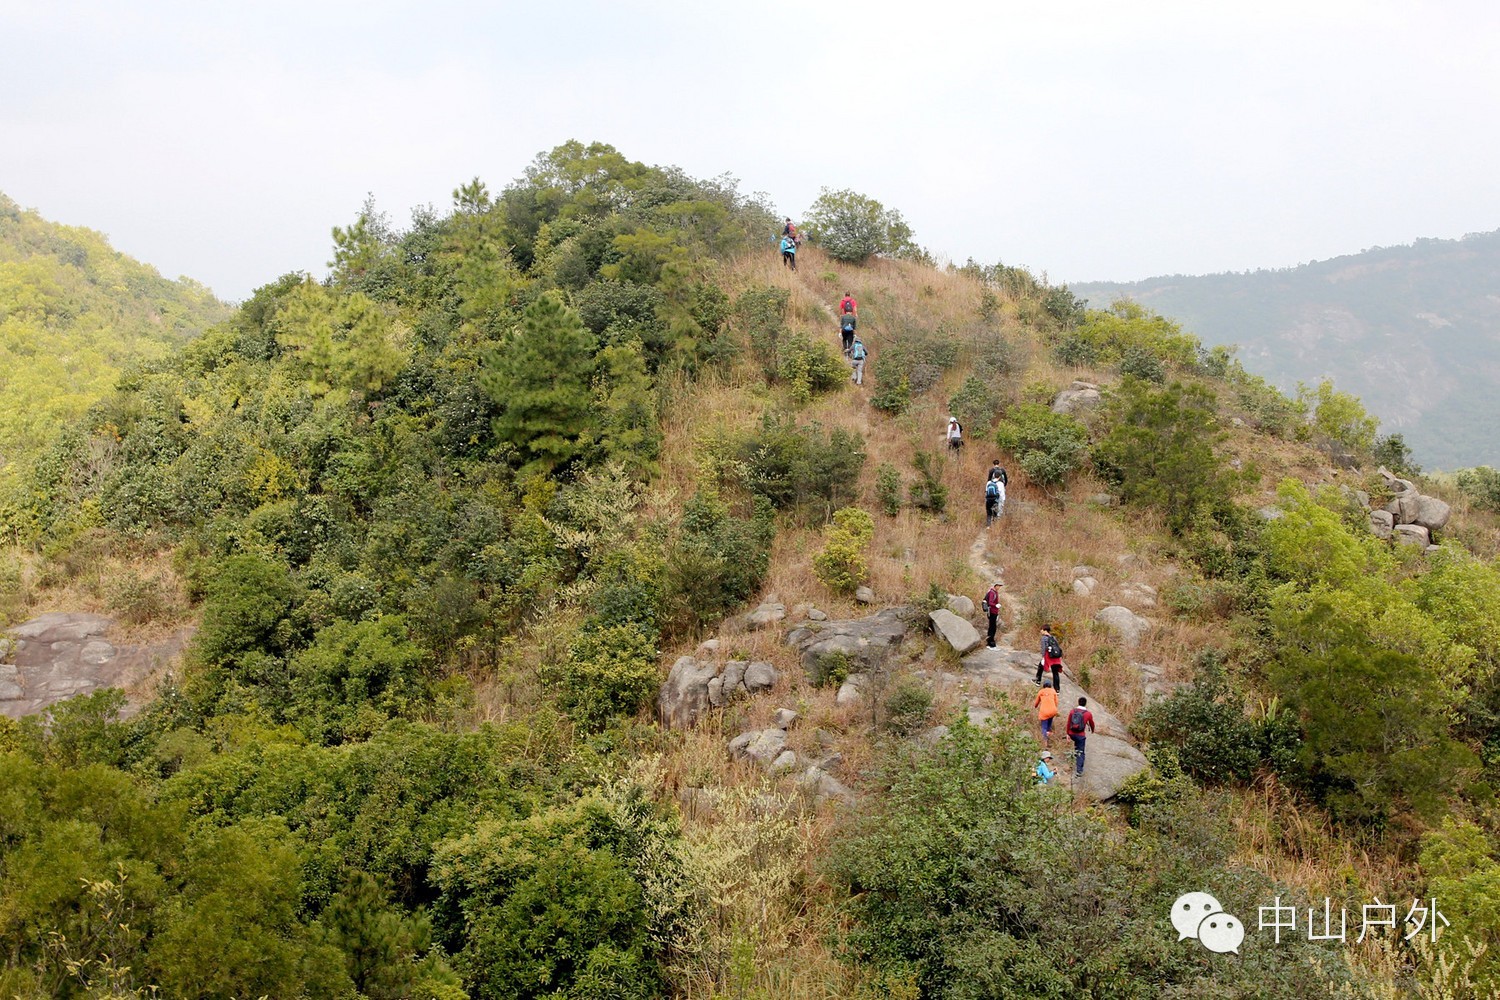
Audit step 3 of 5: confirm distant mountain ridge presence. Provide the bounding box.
[1071,230,1500,469]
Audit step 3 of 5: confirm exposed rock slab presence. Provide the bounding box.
[1094,605,1152,648]
[787,608,910,685]
[1075,734,1151,801]
[2,612,192,721]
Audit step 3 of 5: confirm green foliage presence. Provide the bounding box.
[665,491,776,635]
[555,624,660,731]
[775,334,848,404]
[1372,432,1421,476]
[708,413,866,517]
[1270,596,1473,825]
[286,615,434,744]
[874,463,903,517]
[946,375,1000,432]
[802,188,922,263]
[813,507,875,594]
[275,279,411,399]
[1093,378,1233,535]
[1298,378,1379,456]
[1062,300,1202,370]
[1420,819,1500,989]
[1455,465,1500,513]
[907,451,947,515]
[480,292,599,475]
[831,718,1345,998]
[882,678,934,737]
[1133,653,1298,784]
[1118,344,1166,382]
[869,374,910,416]
[596,339,660,474]
[993,403,1088,487]
[430,798,663,1000]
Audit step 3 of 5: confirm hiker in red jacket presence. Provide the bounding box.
[1066,696,1096,777]
[982,581,1003,648]
[839,291,858,317]
[1035,625,1063,692]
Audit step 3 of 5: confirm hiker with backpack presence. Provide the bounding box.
[1066,697,1096,777]
[1033,679,1059,748]
[982,580,1003,648]
[1036,749,1056,786]
[1035,625,1063,692]
[985,475,1005,528]
[988,460,1008,487]
[780,234,797,270]
[850,335,867,385]
[840,312,857,356]
[782,218,800,243]
[839,291,858,317]
[946,417,964,452]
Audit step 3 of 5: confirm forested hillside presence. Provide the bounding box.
[6,144,1500,998]
[0,193,227,528]
[1072,230,1500,469]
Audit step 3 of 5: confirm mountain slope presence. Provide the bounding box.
[0,192,228,512]
[1071,230,1500,469]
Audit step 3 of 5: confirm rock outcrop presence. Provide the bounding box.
[786,608,910,685]
[1094,605,1152,648]
[1052,380,1102,416]
[1336,467,1454,548]
[659,655,780,729]
[2,612,192,721]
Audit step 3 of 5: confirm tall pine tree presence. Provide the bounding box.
[480,291,598,475]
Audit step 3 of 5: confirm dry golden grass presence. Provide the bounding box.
[1,535,192,642]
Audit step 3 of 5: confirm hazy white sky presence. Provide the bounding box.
[4,0,1498,301]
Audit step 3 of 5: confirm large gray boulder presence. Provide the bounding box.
[658,656,720,729]
[745,602,787,630]
[1394,523,1431,547]
[728,727,788,768]
[1052,382,1102,416]
[798,766,856,805]
[1094,606,1151,648]
[1076,734,1150,801]
[1369,509,1395,540]
[787,608,910,685]
[946,594,975,618]
[929,609,982,655]
[1415,495,1452,532]
[743,660,779,692]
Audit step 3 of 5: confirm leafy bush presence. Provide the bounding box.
[665,491,775,635]
[883,678,934,736]
[813,507,875,594]
[1455,466,1500,513]
[556,623,660,731]
[776,334,848,404]
[870,374,910,416]
[1132,654,1269,784]
[1118,345,1166,383]
[1372,432,1420,476]
[907,451,947,514]
[993,404,1088,487]
[874,464,903,517]
[730,414,866,517]
[802,188,922,263]
[1093,378,1232,534]
[1052,334,1098,367]
[947,376,1000,432]
[1297,378,1378,456]
[285,614,434,743]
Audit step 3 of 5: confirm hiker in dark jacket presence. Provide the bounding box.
[840,312,857,356]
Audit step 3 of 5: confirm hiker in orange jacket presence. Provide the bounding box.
[1033,679,1059,748]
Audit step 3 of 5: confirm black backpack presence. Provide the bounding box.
[1066,707,1088,737]
[1044,635,1063,660]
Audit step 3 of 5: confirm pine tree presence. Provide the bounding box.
[480,291,598,475]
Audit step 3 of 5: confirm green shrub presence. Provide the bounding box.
[556,624,660,731]
[1052,334,1097,367]
[883,678,934,736]
[874,464,903,517]
[870,375,911,416]
[907,451,947,514]
[802,188,922,263]
[947,376,1000,432]
[1297,378,1378,456]
[1132,654,1266,785]
[993,404,1088,487]
[776,334,847,404]
[732,414,866,516]
[814,507,875,594]
[1456,466,1500,513]
[1118,345,1166,383]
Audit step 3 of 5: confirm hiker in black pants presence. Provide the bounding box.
[1036,625,1063,692]
[840,312,857,356]
[982,581,1003,648]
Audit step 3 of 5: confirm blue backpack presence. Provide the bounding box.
[851,341,866,360]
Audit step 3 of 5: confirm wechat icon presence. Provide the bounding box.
[1171,892,1245,955]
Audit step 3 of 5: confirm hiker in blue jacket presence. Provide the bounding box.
[780,235,797,270]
